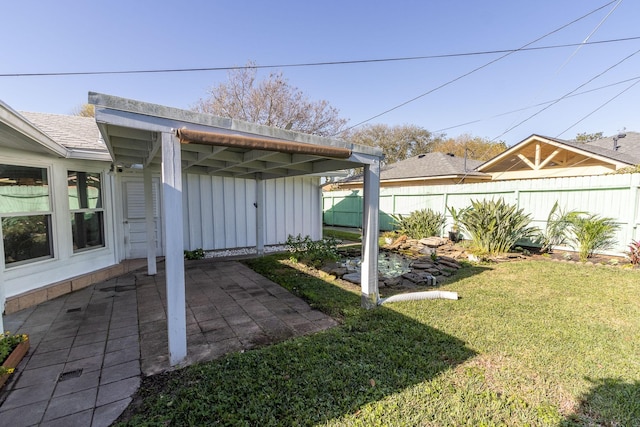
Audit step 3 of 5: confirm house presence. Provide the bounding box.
[325,151,491,191]
[478,133,640,180]
[0,93,384,364]
[323,133,640,238]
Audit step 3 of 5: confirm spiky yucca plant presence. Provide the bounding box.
[452,198,537,255]
[391,209,446,239]
[568,214,620,262]
[538,201,581,253]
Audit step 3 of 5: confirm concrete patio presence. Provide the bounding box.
[0,259,338,426]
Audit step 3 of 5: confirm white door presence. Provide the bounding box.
[122,178,162,259]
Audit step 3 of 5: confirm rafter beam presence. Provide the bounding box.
[538,148,561,169]
[517,153,536,170]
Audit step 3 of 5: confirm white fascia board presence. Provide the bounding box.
[0,100,69,157]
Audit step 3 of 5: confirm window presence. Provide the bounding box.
[0,164,53,265]
[68,171,104,252]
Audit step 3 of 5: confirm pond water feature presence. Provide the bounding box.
[341,251,412,278]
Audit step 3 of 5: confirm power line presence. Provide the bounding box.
[0,37,638,78]
[491,47,640,141]
[434,76,640,133]
[556,78,640,137]
[341,0,622,133]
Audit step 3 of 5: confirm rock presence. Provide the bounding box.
[402,279,418,288]
[419,237,448,247]
[437,259,461,269]
[387,235,407,250]
[384,276,403,287]
[411,262,435,270]
[342,273,361,284]
[419,246,436,256]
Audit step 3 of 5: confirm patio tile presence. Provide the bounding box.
[26,348,70,369]
[53,369,101,397]
[43,388,97,421]
[107,324,139,340]
[92,398,132,427]
[74,331,108,347]
[100,360,140,385]
[37,336,75,353]
[0,380,57,410]
[96,376,140,406]
[40,409,94,427]
[0,400,48,427]
[105,334,139,353]
[103,346,140,367]
[64,354,104,374]
[68,341,106,362]
[11,363,65,388]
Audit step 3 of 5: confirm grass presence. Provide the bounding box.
[323,227,362,243]
[116,257,640,426]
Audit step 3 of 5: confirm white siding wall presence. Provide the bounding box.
[182,174,322,251]
[324,173,640,254]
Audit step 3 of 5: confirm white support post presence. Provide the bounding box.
[255,176,265,256]
[0,269,5,334]
[161,132,187,366]
[360,160,381,309]
[144,166,157,276]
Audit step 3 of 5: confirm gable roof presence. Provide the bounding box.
[335,151,490,185]
[20,112,110,160]
[478,134,637,174]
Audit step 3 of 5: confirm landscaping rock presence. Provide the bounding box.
[419,237,448,247]
[342,272,361,284]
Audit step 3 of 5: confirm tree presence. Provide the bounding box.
[193,62,347,137]
[573,132,603,143]
[71,104,95,117]
[347,124,443,165]
[431,134,507,161]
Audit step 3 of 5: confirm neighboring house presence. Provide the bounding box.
[325,151,490,191]
[323,132,640,235]
[478,133,640,180]
[1,94,384,348]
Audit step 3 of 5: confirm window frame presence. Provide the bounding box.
[67,170,105,253]
[0,163,55,267]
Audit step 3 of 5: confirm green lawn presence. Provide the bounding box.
[116,257,640,426]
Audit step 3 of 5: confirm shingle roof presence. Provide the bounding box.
[20,112,107,153]
[541,133,640,165]
[338,152,489,184]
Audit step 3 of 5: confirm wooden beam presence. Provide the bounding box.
[145,134,162,167]
[535,143,541,168]
[144,167,157,276]
[517,154,536,170]
[538,148,561,169]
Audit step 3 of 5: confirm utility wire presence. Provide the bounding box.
[434,75,640,133]
[491,47,640,141]
[555,78,640,137]
[502,0,624,134]
[0,37,637,78]
[341,0,621,133]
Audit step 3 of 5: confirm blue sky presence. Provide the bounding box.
[1,0,638,146]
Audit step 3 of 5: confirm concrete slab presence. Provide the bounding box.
[0,259,338,425]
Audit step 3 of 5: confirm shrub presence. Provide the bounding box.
[568,214,620,262]
[626,240,640,266]
[537,201,581,253]
[450,198,538,255]
[391,209,446,239]
[184,248,205,260]
[286,234,339,268]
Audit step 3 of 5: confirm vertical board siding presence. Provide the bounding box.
[323,173,640,253]
[181,174,321,250]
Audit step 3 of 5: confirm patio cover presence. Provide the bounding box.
[89,92,383,366]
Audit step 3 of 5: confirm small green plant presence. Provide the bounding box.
[391,209,446,239]
[286,234,339,268]
[627,240,640,266]
[449,198,538,255]
[537,201,580,253]
[568,214,620,262]
[0,332,28,376]
[184,248,205,260]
